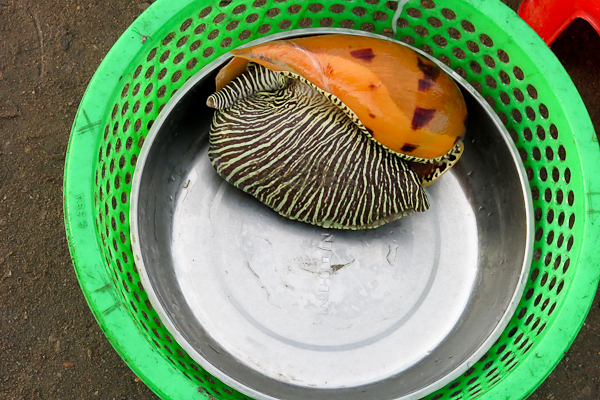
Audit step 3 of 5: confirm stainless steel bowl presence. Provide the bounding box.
[130,29,533,400]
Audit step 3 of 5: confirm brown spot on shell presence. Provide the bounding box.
[417,57,440,81]
[418,79,434,92]
[369,113,376,118]
[401,143,419,152]
[350,48,376,62]
[411,107,436,129]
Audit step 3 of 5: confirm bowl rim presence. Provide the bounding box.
[129,27,534,400]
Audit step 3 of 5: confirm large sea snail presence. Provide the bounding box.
[206,34,468,230]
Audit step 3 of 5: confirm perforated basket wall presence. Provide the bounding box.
[64,0,600,399]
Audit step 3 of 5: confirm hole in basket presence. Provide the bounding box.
[558,210,565,226]
[187,58,198,70]
[427,16,442,28]
[563,258,571,273]
[381,28,395,38]
[454,66,466,79]
[330,4,345,13]
[461,20,475,32]
[532,147,541,161]
[557,233,565,248]
[176,36,189,48]
[207,29,219,40]
[433,35,448,48]
[319,17,333,27]
[145,66,155,79]
[549,124,558,139]
[194,23,206,35]
[400,35,415,46]
[190,39,202,52]
[372,10,389,22]
[564,167,571,184]
[523,127,532,141]
[544,188,552,203]
[447,27,461,40]
[278,19,292,29]
[203,47,214,58]
[534,207,542,221]
[526,166,534,181]
[497,49,509,63]
[133,65,142,79]
[470,80,483,94]
[539,104,549,119]
[226,20,239,31]
[513,66,524,80]
[535,227,543,242]
[484,55,496,69]
[540,167,547,182]
[479,33,493,47]
[414,25,429,37]
[144,101,154,114]
[466,40,479,53]
[173,53,184,64]
[162,32,175,47]
[406,7,421,18]
[441,8,456,20]
[567,235,574,251]
[288,4,302,14]
[525,106,536,121]
[547,209,554,223]
[535,125,545,140]
[511,109,522,123]
[144,83,154,97]
[452,47,466,59]
[419,44,433,55]
[299,18,313,28]
[437,54,451,66]
[513,88,524,102]
[121,84,130,99]
[266,7,281,17]
[394,18,408,28]
[258,24,271,33]
[540,272,548,286]
[499,70,510,85]
[546,230,555,245]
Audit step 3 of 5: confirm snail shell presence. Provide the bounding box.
[206,35,468,229]
[216,34,468,161]
[207,63,428,229]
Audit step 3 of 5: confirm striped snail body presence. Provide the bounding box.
[206,34,468,229]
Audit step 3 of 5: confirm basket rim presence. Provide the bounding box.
[63,0,600,399]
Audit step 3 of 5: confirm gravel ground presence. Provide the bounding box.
[1,1,599,399]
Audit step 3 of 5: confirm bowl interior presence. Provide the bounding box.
[131,30,532,400]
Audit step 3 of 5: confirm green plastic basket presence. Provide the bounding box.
[63,0,600,399]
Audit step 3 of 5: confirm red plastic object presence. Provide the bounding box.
[518,0,600,45]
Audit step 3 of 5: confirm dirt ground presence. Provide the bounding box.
[0,1,599,399]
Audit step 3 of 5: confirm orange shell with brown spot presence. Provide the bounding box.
[216,34,467,160]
